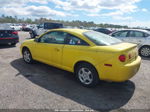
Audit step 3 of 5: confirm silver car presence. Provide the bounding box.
[111,29,150,58]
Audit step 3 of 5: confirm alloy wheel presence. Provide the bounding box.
[140,46,150,57]
[78,67,93,85]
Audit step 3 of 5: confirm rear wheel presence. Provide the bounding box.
[139,46,150,58]
[22,48,33,64]
[75,63,99,87]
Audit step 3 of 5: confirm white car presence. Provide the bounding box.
[111,29,150,58]
[10,24,22,31]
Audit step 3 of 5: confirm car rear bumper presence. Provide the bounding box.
[0,38,19,44]
[96,56,141,82]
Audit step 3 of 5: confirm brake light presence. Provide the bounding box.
[119,55,126,62]
[12,31,18,35]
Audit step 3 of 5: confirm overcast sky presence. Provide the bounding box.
[0,0,150,27]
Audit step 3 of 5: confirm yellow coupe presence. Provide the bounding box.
[20,29,141,87]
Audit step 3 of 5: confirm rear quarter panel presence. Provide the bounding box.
[62,45,115,72]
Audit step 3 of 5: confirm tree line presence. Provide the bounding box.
[0,15,128,28]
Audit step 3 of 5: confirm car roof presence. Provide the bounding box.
[46,28,96,46]
[113,29,150,34]
[95,28,108,30]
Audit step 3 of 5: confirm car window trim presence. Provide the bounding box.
[38,31,67,44]
[37,31,90,46]
[65,33,90,46]
[113,30,129,37]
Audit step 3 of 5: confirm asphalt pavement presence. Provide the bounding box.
[0,31,150,112]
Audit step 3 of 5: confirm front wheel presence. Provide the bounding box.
[75,63,99,87]
[22,48,33,64]
[139,46,150,58]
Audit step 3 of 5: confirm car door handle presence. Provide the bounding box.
[55,48,60,52]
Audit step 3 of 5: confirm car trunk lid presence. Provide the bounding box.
[94,43,138,63]
[109,43,138,63]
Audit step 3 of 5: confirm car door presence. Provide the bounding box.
[111,31,129,42]
[62,33,89,71]
[48,31,66,67]
[34,31,66,65]
[128,31,146,45]
[33,32,54,63]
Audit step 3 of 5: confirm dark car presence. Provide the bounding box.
[29,22,64,38]
[0,29,19,46]
[93,28,112,34]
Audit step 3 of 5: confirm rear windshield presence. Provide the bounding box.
[83,31,122,46]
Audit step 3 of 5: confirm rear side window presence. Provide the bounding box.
[64,34,89,46]
[129,31,144,37]
[112,31,128,37]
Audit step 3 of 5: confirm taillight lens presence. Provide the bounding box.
[119,55,126,62]
[12,31,18,35]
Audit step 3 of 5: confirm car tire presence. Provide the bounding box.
[75,63,99,87]
[22,48,34,64]
[139,46,150,58]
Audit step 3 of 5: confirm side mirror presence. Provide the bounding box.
[34,38,39,42]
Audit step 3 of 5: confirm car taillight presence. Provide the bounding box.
[119,55,126,62]
[12,31,18,35]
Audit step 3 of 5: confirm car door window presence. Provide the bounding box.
[39,31,67,44]
[144,33,149,37]
[112,31,128,37]
[129,31,144,38]
[64,34,89,46]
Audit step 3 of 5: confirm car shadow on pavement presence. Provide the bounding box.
[11,58,135,111]
[0,45,16,49]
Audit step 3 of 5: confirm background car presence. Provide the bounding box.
[29,22,64,38]
[110,29,150,58]
[0,24,19,46]
[93,28,112,34]
[10,24,22,31]
[144,29,150,31]
[21,29,141,87]
[22,24,34,31]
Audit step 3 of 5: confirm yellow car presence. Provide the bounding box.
[20,29,141,87]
